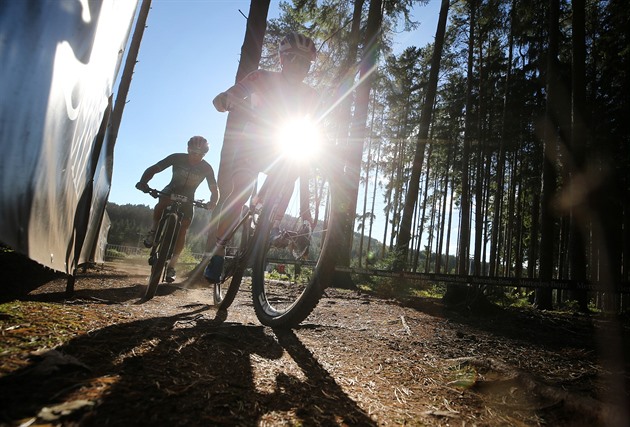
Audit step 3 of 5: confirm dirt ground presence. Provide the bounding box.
[1,256,629,426]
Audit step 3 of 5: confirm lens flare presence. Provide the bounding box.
[276,118,321,161]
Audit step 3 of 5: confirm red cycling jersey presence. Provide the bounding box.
[221,70,319,128]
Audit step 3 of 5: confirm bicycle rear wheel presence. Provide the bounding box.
[213,259,245,309]
[250,186,327,328]
[213,206,252,308]
[145,214,178,300]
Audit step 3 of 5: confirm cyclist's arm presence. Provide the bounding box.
[206,168,219,208]
[212,70,266,112]
[138,154,176,186]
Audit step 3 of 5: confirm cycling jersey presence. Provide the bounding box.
[225,69,319,123]
[144,153,217,202]
[219,70,320,175]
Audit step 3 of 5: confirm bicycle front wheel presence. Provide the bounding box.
[250,193,327,328]
[146,214,178,300]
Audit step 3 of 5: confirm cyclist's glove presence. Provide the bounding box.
[213,92,229,112]
[135,182,150,193]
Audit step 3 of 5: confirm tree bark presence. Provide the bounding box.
[445,0,476,304]
[456,0,476,276]
[393,0,450,271]
[536,0,563,309]
[189,0,269,281]
[322,0,382,288]
[489,0,514,277]
[567,0,588,311]
[214,0,271,210]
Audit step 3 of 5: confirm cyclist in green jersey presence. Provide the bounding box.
[136,136,218,282]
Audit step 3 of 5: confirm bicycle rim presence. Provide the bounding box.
[214,211,251,308]
[145,215,177,300]
[251,196,326,328]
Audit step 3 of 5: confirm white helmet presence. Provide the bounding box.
[187,136,209,154]
[279,32,316,62]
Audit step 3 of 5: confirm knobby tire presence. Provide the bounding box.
[250,201,325,328]
[215,264,244,309]
[145,214,178,300]
[214,210,252,309]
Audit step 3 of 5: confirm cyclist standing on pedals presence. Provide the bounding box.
[136,136,219,283]
[203,32,319,284]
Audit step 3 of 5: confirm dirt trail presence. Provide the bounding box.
[0,261,628,426]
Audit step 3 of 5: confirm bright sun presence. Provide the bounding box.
[276,117,322,161]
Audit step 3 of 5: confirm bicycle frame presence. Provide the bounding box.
[213,154,328,327]
[141,188,207,301]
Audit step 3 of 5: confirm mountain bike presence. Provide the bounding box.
[211,120,331,328]
[140,188,208,301]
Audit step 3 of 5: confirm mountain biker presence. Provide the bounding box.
[203,32,319,283]
[136,136,219,283]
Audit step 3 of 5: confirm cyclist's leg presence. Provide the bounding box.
[217,170,256,242]
[204,160,257,283]
[203,126,247,257]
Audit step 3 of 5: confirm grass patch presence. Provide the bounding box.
[356,275,446,301]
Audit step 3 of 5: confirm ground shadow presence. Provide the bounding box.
[0,307,376,425]
[0,251,65,303]
[273,328,376,425]
[399,293,602,351]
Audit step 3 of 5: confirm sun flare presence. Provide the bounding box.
[276,118,322,161]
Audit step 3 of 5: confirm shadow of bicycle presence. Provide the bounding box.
[0,306,374,425]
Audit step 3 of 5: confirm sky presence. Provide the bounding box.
[109,0,443,246]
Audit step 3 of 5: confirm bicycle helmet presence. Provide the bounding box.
[279,32,316,63]
[187,136,209,154]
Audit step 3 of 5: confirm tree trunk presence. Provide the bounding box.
[189,0,269,282]
[366,129,383,260]
[514,153,525,279]
[435,147,452,273]
[445,0,476,305]
[456,0,475,276]
[505,153,518,276]
[568,0,588,311]
[489,0,514,277]
[536,0,561,310]
[473,36,486,276]
[358,97,378,267]
[207,0,270,250]
[445,169,455,273]
[323,0,382,288]
[393,0,450,271]
[413,145,433,271]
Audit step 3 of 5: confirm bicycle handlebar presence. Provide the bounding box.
[141,187,209,210]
